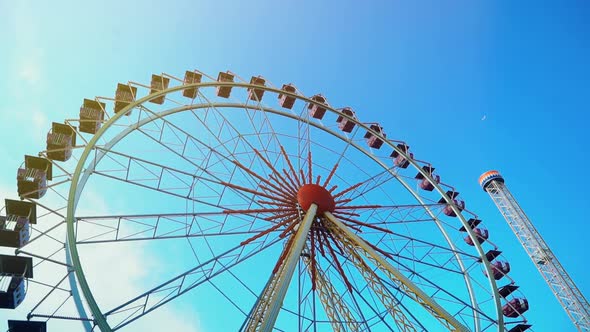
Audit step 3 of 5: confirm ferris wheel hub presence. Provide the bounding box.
[297,184,335,213]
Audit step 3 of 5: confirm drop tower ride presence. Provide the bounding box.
[480,170,590,331]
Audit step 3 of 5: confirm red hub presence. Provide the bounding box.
[297,184,335,213]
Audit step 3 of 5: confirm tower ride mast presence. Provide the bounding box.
[480,171,590,332]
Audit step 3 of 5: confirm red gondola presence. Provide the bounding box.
[278,84,297,109]
[336,107,356,133]
[308,94,328,119]
[216,71,234,98]
[420,174,440,191]
[503,298,529,318]
[248,76,266,101]
[485,261,510,280]
[364,124,385,149]
[464,227,489,246]
[443,199,465,217]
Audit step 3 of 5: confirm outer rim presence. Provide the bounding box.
[66,80,504,331]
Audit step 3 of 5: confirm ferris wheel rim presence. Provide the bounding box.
[62,79,504,331]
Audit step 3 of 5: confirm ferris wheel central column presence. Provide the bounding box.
[243,203,317,332]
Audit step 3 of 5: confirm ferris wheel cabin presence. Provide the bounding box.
[464,227,489,246]
[437,191,465,217]
[46,122,76,162]
[17,156,52,199]
[278,83,297,109]
[308,94,328,119]
[503,298,530,318]
[216,71,235,98]
[114,83,137,115]
[0,200,35,249]
[414,165,440,191]
[7,320,47,332]
[364,124,385,149]
[149,74,171,105]
[390,143,413,168]
[0,255,33,309]
[336,107,356,133]
[248,76,266,101]
[78,99,105,134]
[182,71,202,99]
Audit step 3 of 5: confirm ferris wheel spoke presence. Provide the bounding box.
[302,255,363,332]
[324,211,471,332]
[74,212,281,244]
[87,146,269,218]
[125,107,285,244]
[195,84,278,167]
[133,105,262,202]
[319,229,426,331]
[376,231,480,261]
[317,249,407,331]
[104,233,283,330]
[91,147,224,195]
[187,100,297,202]
[383,257,499,325]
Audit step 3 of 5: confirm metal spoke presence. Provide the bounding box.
[105,234,283,330]
[325,211,470,332]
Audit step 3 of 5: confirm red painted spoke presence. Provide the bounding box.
[257,200,296,208]
[240,218,292,246]
[281,169,300,194]
[333,181,363,199]
[323,162,339,188]
[264,210,298,222]
[323,231,353,292]
[254,149,298,195]
[259,183,295,202]
[222,181,293,205]
[232,160,287,196]
[334,215,394,234]
[332,210,361,218]
[280,145,302,188]
[268,173,298,196]
[299,169,307,186]
[278,219,299,238]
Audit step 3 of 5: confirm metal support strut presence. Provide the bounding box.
[324,211,470,332]
[243,204,318,332]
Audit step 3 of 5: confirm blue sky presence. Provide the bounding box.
[0,0,589,331]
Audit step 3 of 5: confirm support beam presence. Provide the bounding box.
[303,254,362,332]
[324,211,469,332]
[244,204,317,332]
[335,238,419,331]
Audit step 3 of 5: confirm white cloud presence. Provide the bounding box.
[32,109,48,133]
[17,56,43,87]
[0,179,204,331]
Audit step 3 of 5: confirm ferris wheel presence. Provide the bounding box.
[0,69,533,331]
